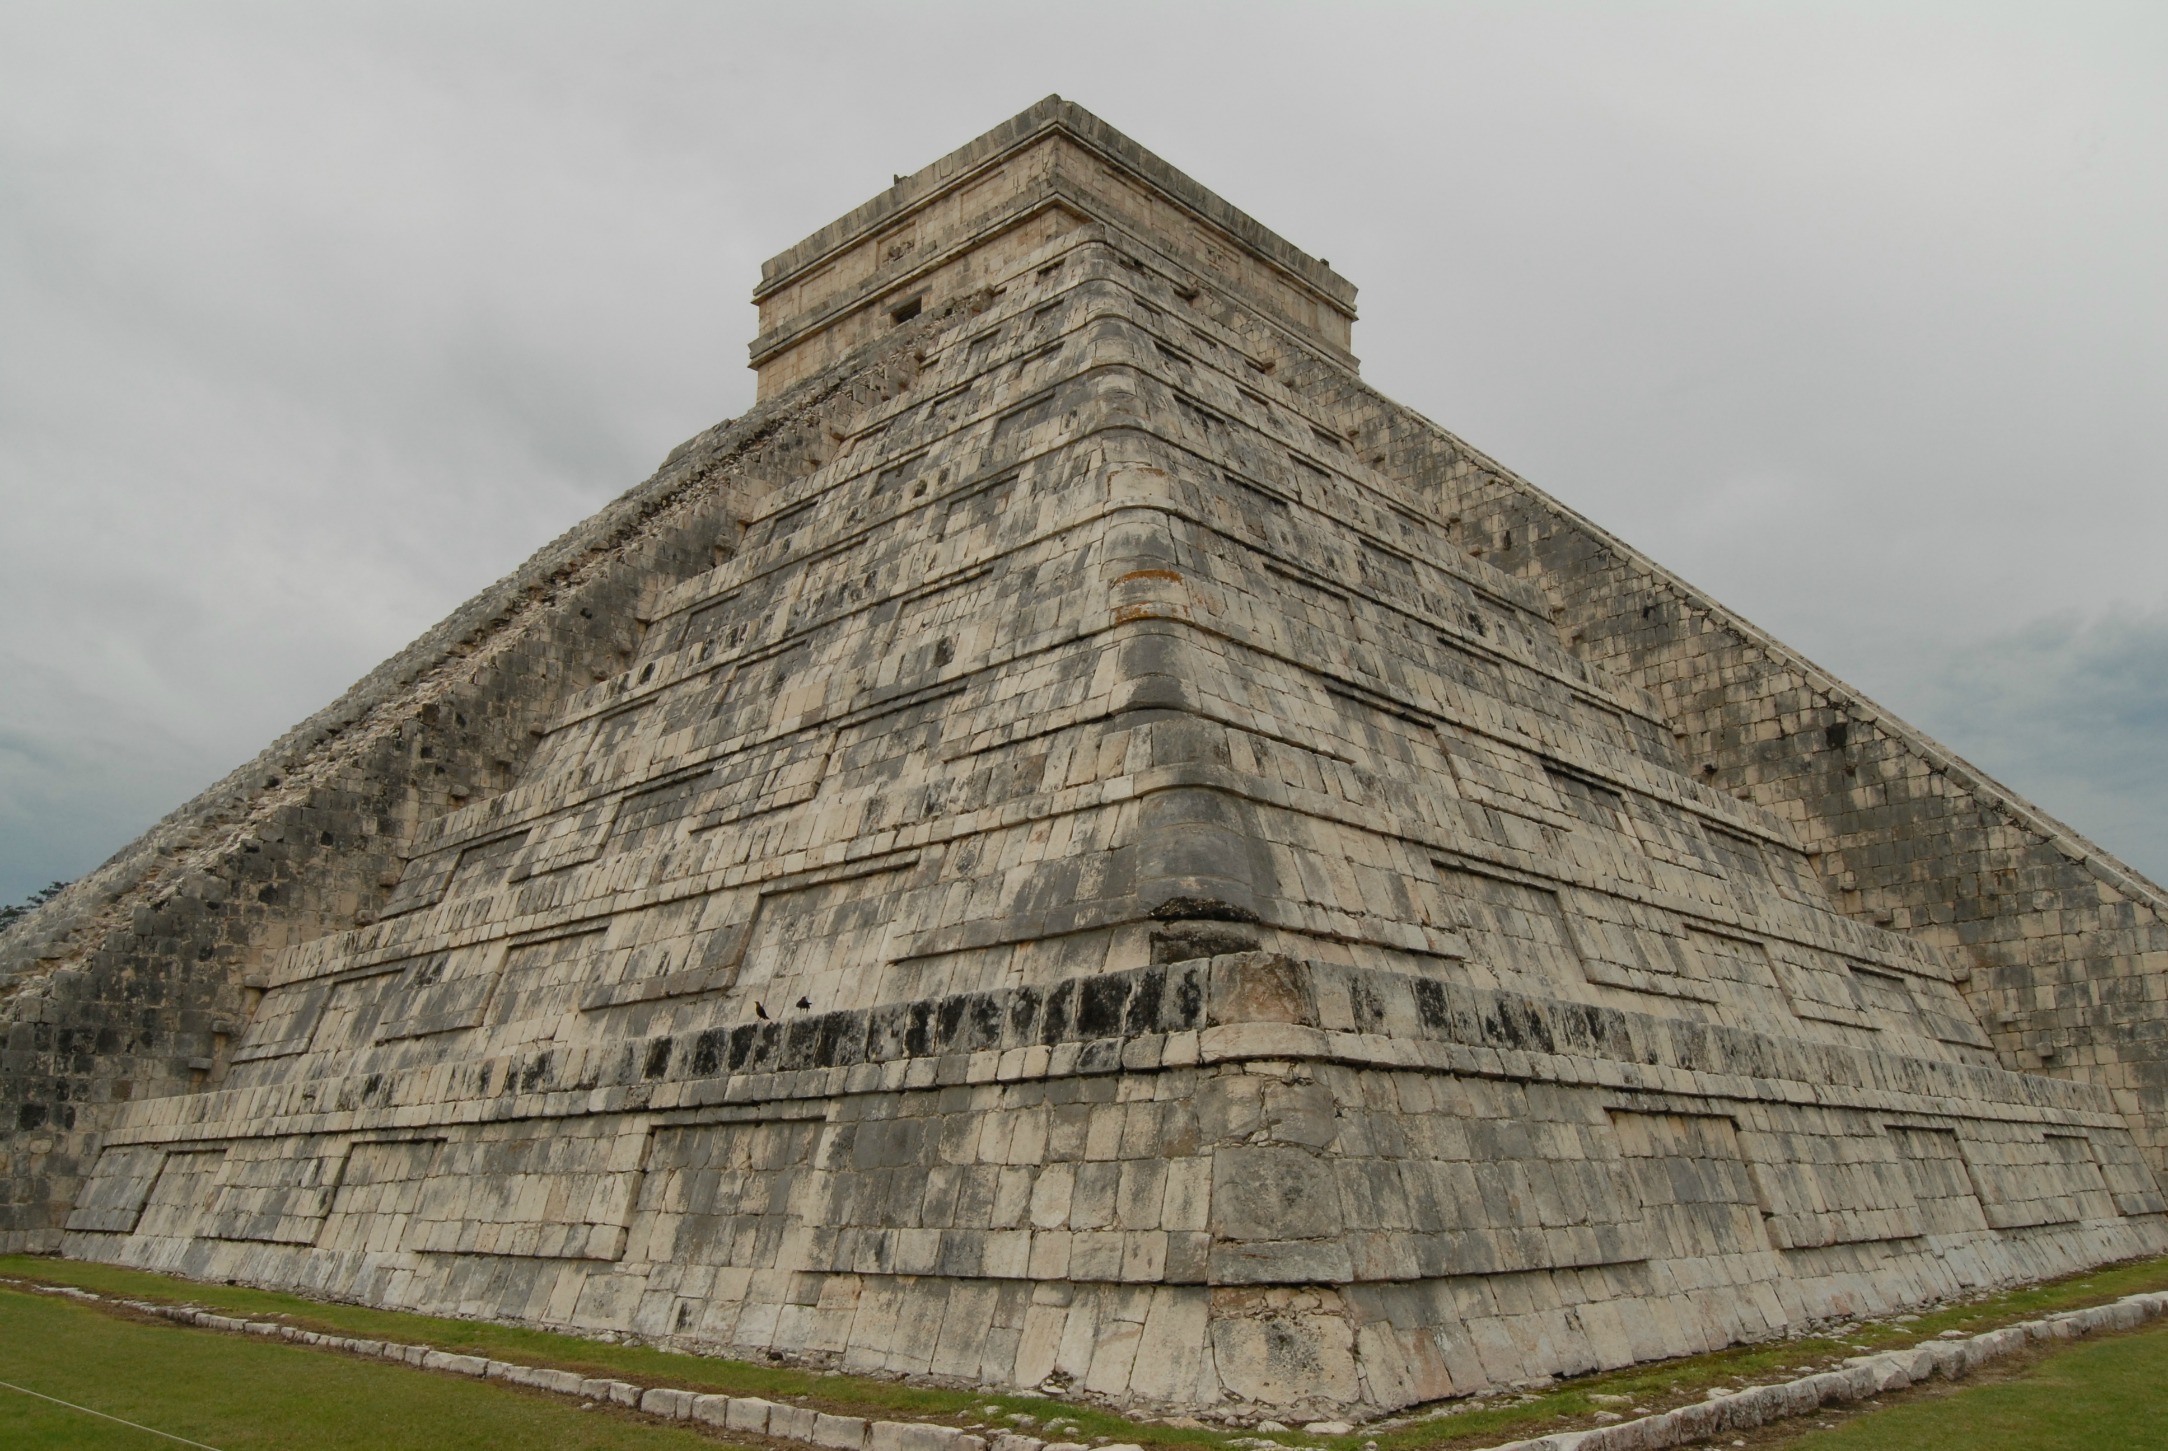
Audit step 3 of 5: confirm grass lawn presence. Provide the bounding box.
[1771,1318,2168,1450]
[1357,1254,2168,1450]
[0,1254,1174,1450]
[5,1252,2168,1450]
[0,1283,729,1449]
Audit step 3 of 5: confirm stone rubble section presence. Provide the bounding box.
[12,99,2168,1416]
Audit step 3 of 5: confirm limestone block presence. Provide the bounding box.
[1209,1145,1341,1240]
[421,1350,489,1377]
[870,1423,969,1451]
[641,1387,698,1419]
[725,1397,777,1434]
[1209,1238,1354,1283]
[771,1404,819,1442]
[1209,1299,1358,1405]
[28,104,2168,1425]
[813,1412,870,1450]
[1866,1355,1910,1393]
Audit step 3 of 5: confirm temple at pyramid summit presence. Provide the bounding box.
[7,98,2168,1416]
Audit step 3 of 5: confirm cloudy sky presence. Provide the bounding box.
[2,1,2163,905]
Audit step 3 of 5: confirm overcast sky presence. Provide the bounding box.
[2,1,2164,906]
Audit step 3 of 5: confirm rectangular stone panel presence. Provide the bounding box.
[623,1119,826,1270]
[1702,826,1772,900]
[317,1139,444,1254]
[1620,793,1728,882]
[377,845,463,919]
[863,567,996,703]
[2043,1135,2120,1222]
[507,795,621,881]
[837,694,958,786]
[1888,1126,1991,1235]
[1608,1110,1770,1260]
[1433,865,1580,982]
[1687,929,1781,995]
[442,830,531,897]
[732,862,918,1013]
[580,896,737,1011]
[1769,944,1875,1028]
[1848,966,1921,1025]
[615,759,724,850]
[691,733,834,833]
[1546,766,1633,835]
[1964,1127,2121,1229]
[133,1148,229,1241]
[1736,1119,1923,1249]
[232,978,333,1063]
[2095,1134,2168,1217]
[65,1144,169,1233]
[1561,891,1718,1004]
[482,927,613,1034]
[307,969,402,1053]
[203,1138,343,1244]
[408,1123,644,1261]
[580,699,664,780]
[675,566,798,655]
[1898,974,1996,1051]
[374,945,497,1042]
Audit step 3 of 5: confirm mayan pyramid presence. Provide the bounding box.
[6,98,2167,1416]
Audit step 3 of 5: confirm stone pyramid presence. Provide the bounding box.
[9,98,2168,1417]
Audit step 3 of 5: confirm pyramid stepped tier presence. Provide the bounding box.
[15,100,2168,1416]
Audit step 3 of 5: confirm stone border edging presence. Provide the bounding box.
[6,1278,1118,1451]
[1474,1289,2168,1451]
[13,1276,2168,1451]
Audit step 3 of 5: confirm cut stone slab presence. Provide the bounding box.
[25,96,2168,1417]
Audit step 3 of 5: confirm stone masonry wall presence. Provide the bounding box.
[50,232,2168,1415]
[67,952,2166,1412]
[1291,379,2168,1182]
[12,85,2168,1417]
[0,317,954,1250]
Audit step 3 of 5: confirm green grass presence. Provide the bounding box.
[0,1255,1189,1448]
[0,1283,731,1449]
[1354,1252,2168,1450]
[7,1252,2168,1451]
[1772,1318,2168,1450]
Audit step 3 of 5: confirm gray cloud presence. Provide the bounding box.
[2,1,2164,901]
[1893,608,2168,880]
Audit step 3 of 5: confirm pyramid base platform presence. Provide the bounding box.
[63,955,2168,1414]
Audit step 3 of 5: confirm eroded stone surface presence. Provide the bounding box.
[6,98,2168,1415]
